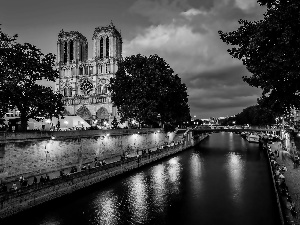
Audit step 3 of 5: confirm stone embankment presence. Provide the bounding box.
[0,133,209,219]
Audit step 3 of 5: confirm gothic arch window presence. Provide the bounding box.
[71,67,76,76]
[70,40,74,61]
[107,64,110,73]
[80,44,84,61]
[79,67,83,75]
[100,65,103,74]
[63,87,68,96]
[97,85,102,95]
[100,37,103,59]
[105,64,108,74]
[68,87,72,97]
[102,85,108,94]
[106,37,109,58]
[64,42,68,63]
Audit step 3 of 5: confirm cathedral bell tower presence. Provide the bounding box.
[55,23,123,127]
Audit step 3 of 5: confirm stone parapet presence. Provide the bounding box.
[0,128,161,142]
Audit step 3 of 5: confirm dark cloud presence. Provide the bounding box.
[185,65,251,90]
[186,65,262,118]
[125,0,266,118]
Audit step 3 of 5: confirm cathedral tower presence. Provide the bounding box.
[55,23,123,127]
[57,30,88,67]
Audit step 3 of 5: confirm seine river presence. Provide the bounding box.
[2,132,281,225]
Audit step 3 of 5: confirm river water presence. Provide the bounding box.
[2,132,281,225]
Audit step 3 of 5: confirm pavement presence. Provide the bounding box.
[269,141,300,225]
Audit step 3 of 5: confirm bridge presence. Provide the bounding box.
[192,128,281,135]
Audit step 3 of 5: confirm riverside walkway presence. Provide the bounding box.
[0,134,209,219]
[268,141,300,225]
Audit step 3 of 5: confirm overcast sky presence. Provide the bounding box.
[1,0,267,119]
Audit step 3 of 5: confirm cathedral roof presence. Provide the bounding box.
[92,21,122,39]
[58,30,87,42]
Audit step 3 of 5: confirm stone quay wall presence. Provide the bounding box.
[0,133,208,219]
[0,129,186,180]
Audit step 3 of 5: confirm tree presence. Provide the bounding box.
[0,26,65,131]
[109,54,190,132]
[219,0,300,115]
[111,116,119,129]
[235,105,276,126]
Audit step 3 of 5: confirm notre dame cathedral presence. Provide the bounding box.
[55,22,122,126]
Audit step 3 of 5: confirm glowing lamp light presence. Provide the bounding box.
[45,119,51,124]
[106,133,110,136]
[51,136,55,140]
[64,121,68,125]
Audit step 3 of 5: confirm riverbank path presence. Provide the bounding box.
[269,141,300,225]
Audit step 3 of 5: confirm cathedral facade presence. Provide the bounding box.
[55,23,122,126]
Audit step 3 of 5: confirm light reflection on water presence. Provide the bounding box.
[91,191,120,225]
[190,153,204,198]
[167,157,181,194]
[227,152,245,203]
[127,173,149,224]
[1,133,281,225]
[150,164,167,213]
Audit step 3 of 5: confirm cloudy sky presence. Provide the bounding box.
[1,0,267,119]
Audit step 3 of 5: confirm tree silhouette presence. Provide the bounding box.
[111,116,119,129]
[109,54,190,132]
[219,1,300,115]
[0,26,64,131]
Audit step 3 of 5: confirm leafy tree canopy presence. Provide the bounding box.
[0,26,64,131]
[235,105,276,125]
[109,54,190,132]
[219,0,300,115]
